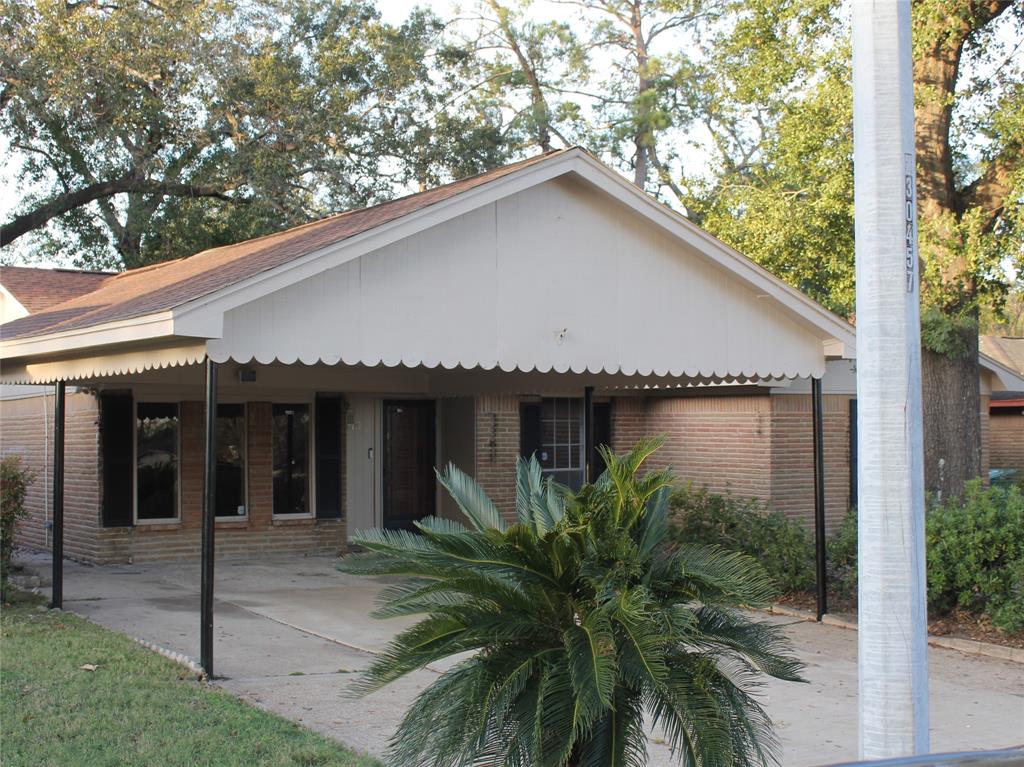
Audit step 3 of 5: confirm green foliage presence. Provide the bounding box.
[1,0,521,268]
[927,480,1024,633]
[920,306,980,359]
[667,483,816,594]
[824,507,858,604]
[824,484,1024,633]
[340,439,804,767]
[1,456,34,595]
[0,598,379,766]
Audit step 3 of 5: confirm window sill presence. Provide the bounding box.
[133,521,182,532]
[271,517,316,527]
[215,519,250,529]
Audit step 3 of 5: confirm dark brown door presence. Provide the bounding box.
[383,400,436,530]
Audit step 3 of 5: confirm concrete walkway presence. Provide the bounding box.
[20,551,1024,765]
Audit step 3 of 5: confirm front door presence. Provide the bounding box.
[382,400,436,530]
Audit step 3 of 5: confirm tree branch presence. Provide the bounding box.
[1,177,235,247]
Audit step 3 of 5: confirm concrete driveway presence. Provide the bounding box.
[22,551,1024,765]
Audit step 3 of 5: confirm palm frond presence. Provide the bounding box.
[436,461,508,532]
[338,439,801,767]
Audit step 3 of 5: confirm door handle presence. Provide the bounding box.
[367,446,374,461]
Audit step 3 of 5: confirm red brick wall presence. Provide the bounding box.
[607,393,853,534]
[769,394,852,535]
[3,394,346,564]
[473,394,521,521]
[0,390,101,561]
[610,397,646,454]
[990,411,1024,471]
[642,396,774,503]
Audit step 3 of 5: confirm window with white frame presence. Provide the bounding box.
[539,398,583,489]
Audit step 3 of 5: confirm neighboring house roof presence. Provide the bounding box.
[980,335,1024,375]
[0,151,560,342]
[0,265,112,318]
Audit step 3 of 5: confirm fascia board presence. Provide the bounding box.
[0,312,177,359]
[980,352,1024,390]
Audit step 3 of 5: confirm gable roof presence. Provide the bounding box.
[981,335,1024,375]
[0,265,112,315]
[0,151,563,342]
[1,147,861,384]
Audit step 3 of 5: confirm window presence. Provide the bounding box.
[540,398,583,490]
[272,403,310,516]
[216,404,247,518]
[136,402,179,521]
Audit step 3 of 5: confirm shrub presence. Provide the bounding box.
[668,483,816,593]
[927,480,1024,633]
[341,440,804,767]
[1,456,35,595]
[826,507,858,603]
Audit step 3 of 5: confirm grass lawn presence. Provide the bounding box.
[0,591,381,767]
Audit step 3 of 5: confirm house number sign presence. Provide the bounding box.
[904,152,917,294]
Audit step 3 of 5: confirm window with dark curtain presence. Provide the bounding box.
[216,404,246,517]
[136,402,179,520]
[272,404,310,515]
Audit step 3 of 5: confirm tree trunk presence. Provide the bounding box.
[921,335,982,503]
[910,1,1012,500]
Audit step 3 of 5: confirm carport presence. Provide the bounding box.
[0,147,856,676]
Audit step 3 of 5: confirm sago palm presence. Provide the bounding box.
[339,438,804,767]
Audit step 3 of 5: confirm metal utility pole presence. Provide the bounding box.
[852,0,929,758]
[200,360,218,677]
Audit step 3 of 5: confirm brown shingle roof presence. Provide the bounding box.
[0,266,113,315]
[0,150,566,342]
[981,335,1024,375]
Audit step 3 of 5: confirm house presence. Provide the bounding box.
[2,149,1022,568]
[0,265,113,323]
[980,335,1024,473]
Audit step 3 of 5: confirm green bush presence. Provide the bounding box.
[668,482,816,593]
[826,507,858,603]
[1,455,35,595]
[927,480,1024,633]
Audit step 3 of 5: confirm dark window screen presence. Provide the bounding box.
[136,402,179,520]
[216,404,246,517]
[101,392,133,527]
[273,404,310,515]
[315,395,343,519]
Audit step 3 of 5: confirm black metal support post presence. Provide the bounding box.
[200,360,218,677]
[811,376,827,620]
[50,380,65,610]
[583,386,595,483]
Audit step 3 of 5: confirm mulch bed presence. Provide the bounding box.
[776,593,1024,650]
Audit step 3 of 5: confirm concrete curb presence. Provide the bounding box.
[765,604,1024,664]
[130,635,206,678]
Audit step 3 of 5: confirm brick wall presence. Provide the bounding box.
[3,393,346,564]
[608,393,853,534]
[473,394,521,521]
[641,395,774,503]
[0,390,101,561]
[990,411,1024,471]
[769,394,853,535]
